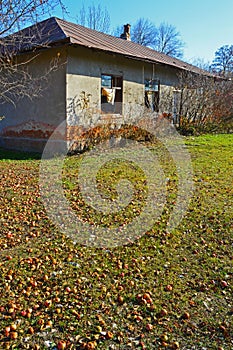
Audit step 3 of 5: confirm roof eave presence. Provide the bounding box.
[19,37,71,55]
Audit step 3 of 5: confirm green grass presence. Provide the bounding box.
[0,134,232,350]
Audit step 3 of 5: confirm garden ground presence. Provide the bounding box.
[0,134,232,349]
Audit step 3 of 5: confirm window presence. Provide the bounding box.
[145,79,160,112]
[101,74,122,114]
[101,75,112,88]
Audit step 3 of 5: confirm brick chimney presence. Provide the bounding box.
[120,24,131,41]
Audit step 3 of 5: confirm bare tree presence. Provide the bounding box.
[210,45,233,77]
[130,19,184,59]
[112,25,123,38]
[0,0,66,36]
[189,58,211,72]
[77,3,110,34]
[161,71,233,133]
[131,18,156,46]
[152,22,184,58]
[0,0,66,105]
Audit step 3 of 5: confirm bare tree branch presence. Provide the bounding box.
[0,0,66,105]
[0,0,66,36]
[164,71,233,133]
[0,52,61,106]
[77,2,110,34]
[152,22,185,58]
[130,19,184,59]
[190,58,211,72]
[131,18,156,46]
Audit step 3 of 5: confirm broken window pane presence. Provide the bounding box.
[101,75,112,88]
[145,79,160,112]
[145,79,159,92]
[101,74,122,114]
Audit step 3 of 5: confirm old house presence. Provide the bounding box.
[0,17,211,152]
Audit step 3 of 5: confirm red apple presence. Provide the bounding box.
[10,324,17,331]
[5,326,11,337]
[220,280,228,288]
[57,340,67,350]
[145,323,153,331]
[165,284,173,291]
[10,331,18,339]
[160,308,168,317]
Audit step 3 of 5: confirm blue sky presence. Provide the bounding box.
[55,0,233,64]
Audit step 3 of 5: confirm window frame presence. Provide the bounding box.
[101,74,123,114]
[145,78,160,112]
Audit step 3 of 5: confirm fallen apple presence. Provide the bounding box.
[57,340,67,350]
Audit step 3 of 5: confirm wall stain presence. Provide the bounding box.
[1,120,64,139]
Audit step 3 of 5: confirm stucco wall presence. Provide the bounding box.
[0,47,67,152]
[66,46,180,126]
[66,46,146,122]
[0,43,182,153]
[144,63,180,87]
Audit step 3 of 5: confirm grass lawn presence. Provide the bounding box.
[0,134,232,349]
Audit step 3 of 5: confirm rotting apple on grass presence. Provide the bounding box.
[57,340,67,350]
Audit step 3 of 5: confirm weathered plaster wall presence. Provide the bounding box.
[144,63,180,87]
[66,46,180,124]
[0,47,67,152]
[0,42,182,153]
[66,46,146,121]
[65,46,181,151]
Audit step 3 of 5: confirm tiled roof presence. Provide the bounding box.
[3,17,212,76]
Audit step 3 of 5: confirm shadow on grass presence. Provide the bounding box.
[0,147,41,160]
